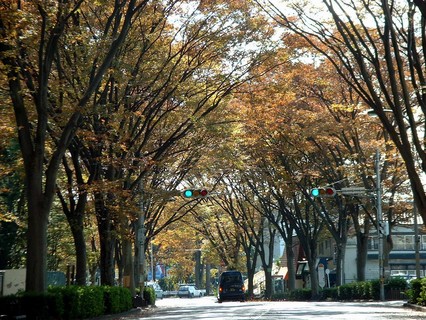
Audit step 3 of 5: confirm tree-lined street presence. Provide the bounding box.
[2,0,426,318]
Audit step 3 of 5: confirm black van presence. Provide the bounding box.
[217,270,245,302]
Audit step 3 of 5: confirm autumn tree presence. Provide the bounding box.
[70,0,277,288]
[0,0,158,293]
[260,0,426,226]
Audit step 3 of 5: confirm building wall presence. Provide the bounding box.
[341,225,425,284]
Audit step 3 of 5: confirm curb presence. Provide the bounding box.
[404,302,426,312]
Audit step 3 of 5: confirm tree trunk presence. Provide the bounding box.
[335,242,347,286]
[70,220,87,286]
[99,225,116,286]
[123,237,135,295]
[96,194,116,286]
[26,201,49,292]
[308,258,320,300]
[356,231,369,281]
[263,268,273,299]
[286,240,296,291]
[205,263,211,295]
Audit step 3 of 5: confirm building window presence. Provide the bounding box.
[368,236,378,250]
[421,235,426,250]
[319,243,324,255]
[393,235,415,250]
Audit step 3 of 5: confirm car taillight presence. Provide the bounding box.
[242,285,245,292]
[219,286,223,293]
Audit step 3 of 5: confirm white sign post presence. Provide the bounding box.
[318,263,325,289]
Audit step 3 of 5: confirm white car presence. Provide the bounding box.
[177,284,203,298]
[146,282,163,299]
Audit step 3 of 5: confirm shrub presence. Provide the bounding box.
[386,277,408,290]
[416,278,426,306]
[337,281,373,300]
[104,286,132,314]
[55,285,81,319]
[79,286,105,318]
[0,286,133,319]
[271,292,287,301]
[370,279,381,300]
[0,295,24,318]
[321,287,339,300]
[406,278,422,304]
[22,292,62,319]
[285,288,312,301]
[143,286,156,305]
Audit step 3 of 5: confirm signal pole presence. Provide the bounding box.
[375,149,385,301]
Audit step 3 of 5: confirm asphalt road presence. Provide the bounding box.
[93,297,426,320]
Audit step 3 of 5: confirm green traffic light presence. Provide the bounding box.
[184,190,193,198]
[311,188,320,197]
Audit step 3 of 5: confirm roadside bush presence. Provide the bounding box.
[104,286,132,314]
[416,278,426,306]
[285,288,312,301]
[23,292,63,319]
[370,279,381,300]
[406,278,422,304]
[51,286,81,319]
[271,292,286,301]
[386,277,408,290]
[143,286,156,305]
[338,282,355,300]
[338,281,373,300]
[0,286,133,319]
[79,286,105,318]
[321,287,338,300]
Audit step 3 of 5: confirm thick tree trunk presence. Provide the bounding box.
[99,225,116,286]
[71,222,87,286]
[123,237,135,295]
[263,269,273,299]
[308,258,320,300]
[286,241,296,291]
[26,202,49,292]
[356,231,369,282]
[335,242,347,286]
[96,194,116,286]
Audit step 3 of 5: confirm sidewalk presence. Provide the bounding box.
[88,306,157,320]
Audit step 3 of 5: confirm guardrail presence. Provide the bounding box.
[163,290,178,297]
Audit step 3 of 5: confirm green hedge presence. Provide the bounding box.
[272,277,409,302]
[0,286,133,319]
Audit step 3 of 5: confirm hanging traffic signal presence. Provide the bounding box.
[182,189,209,199]
[311,187,336,197]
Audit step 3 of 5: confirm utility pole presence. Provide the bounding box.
[375,149,385,301]
[414,205,421,279]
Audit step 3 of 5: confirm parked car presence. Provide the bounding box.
[145,281,163,299]
[217,270,245,303]
[177,284,203,298]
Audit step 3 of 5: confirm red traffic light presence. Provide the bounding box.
[324,187,336,196]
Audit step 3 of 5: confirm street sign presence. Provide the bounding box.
[341,187,367,195]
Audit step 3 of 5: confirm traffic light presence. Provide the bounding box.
[311,187,336,197]
[182,189,208,199]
